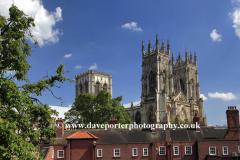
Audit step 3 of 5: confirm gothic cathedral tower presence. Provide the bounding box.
[140,34,207,126]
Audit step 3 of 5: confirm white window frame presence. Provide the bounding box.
[97,149,102,157]
[57,150,64,158]
[114,148,120,157]
[209,146,216,155]
[185,146,192,155]
[52,150,54,158]
[238,146,240,153]
[159,146,166,155]
[222,146,228,155]
[132,148,138,156]
[173,146,179,155]
[143,148,148,156]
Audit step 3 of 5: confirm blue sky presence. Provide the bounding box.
[1,0,240,126]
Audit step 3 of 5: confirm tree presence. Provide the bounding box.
[64,90,131,126]
[0,5,73,160]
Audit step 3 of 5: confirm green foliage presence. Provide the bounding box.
[0,5,73,160]
[64,90,131,127]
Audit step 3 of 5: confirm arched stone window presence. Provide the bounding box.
[103,84,107,92]
[84,82,88,93]
[180,79,184,92]
[149,71,155,93]
[79,84,82,93]
[148,106,154,123]
[135,111,141,124]
[95,82,100,95]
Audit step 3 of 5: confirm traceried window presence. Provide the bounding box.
[149,71,156,93]
[96,82,100,95]
[135,111,141,124]
[103,84,107,92]
[173,146,179,155]
[159,146,166,155]
[185,146,192,155]
[180,79,184,92]
[79,84,82,93]
[114,149,120,157]
[143,148,148,156]
[209,147,216,155]
[84,82,88,93]
[97,149,102,157]
[132,148,138,156]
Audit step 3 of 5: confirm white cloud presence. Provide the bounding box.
[210,29,222,42]
[221,119,227,122]
[89,63,97,70]
[200,94,208,101]
[49,105,72,119]
[231,8,240,38]
[75,65,82,69]
[0,0,63,47]
[123,101,141,108]
[64,54,72,58]
[122,22,142,32]
[208,92,238,101]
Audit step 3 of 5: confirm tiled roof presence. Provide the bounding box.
[66,131,98,139]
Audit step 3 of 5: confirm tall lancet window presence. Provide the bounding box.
[180,79,184,93]
[84,82,88,93]
[103,84,107,92]
[96,82,100,95]
[149,71,155,93]
[79,84,82,93]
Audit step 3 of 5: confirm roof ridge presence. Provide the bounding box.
[86,131,98,139]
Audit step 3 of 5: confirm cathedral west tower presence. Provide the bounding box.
[126,34,207,126]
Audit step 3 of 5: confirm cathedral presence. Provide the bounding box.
[125,34,207,126]
[75,35,207,126]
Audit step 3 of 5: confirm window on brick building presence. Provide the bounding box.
[185,146,192,155]
[222,146,228,155]
[173,146,179,155]
[159,146,166,155]
[238,146,240,153]
[57,150,64,158]
[209,147,216,155]
[114,149,120,157]
[132,148,138,156]
[97,149,102,157]
[52,150,54,158]
[143,148,148,156]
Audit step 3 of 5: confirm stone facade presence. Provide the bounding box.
[126,35,207,126]
[75,70,112,97]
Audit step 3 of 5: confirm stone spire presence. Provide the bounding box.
[167,39,170,56]
[185,47,189,64]
[194,50,197,66]
[161,39,165,52]
[172,52,174,67]
[148,39,151,54]
[156,34,159,52]
[190,51,193,62]
[142,41,145,56]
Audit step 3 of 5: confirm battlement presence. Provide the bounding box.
[142,34,170,58]
[172,49,197,68]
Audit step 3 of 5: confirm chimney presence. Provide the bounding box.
[193,112,200,131]
[109,117,118,129]
[165,124,170,141]
[151,115,156,133]
[225,106,239,139]
[56,118,64,138]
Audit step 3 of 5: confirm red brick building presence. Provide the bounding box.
[42,107,240,160]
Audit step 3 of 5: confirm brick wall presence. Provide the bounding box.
[198,140,240,160]
[155,141,197,160]
[95,143,150,159]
